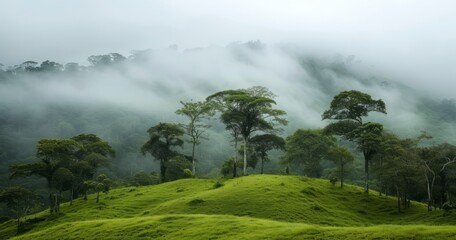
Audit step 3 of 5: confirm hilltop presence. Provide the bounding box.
[1,175,456,239]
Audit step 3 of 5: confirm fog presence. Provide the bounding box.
[1,1,456,177]
[1,1,456,97]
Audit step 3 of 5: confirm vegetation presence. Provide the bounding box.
[2,54,456,239]
[207,86,287,176]
[1,175,456,239]
[141,123,185,183]
[176,100,215,177]
[322,90,387,193]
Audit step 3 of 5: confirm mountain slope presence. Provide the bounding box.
[2,175,456,239]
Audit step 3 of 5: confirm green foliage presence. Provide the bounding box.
[141,123,185,183]
[183,169,193,178]
[165,156,192,182]
[2,175,456,239]
[0,186,41,231]
[207,86,287,176]
[282,129,336,177]
[85,174,111,203]
[323,90,387,193]
[9,134,114,213]
[249,134,285,174]
[176,100,215,176]
[327,146,354,188]
[131,171,158,186]
[322,90,386,124]
[212,181,224,189]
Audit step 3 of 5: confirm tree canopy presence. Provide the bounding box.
[141,123,185,183]
[323,90,386,193]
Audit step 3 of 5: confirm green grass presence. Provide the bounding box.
[2,175,456,239]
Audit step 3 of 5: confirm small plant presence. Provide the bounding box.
[213,181,224,189]
[183,169,193,178]
[188,198,205,206]
[301,188,316,196]
[442,202,453,215]
[329,177,338,186]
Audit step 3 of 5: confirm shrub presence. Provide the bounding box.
[329,177,338,186]
[183,169,193,178]
[213,181,224,189]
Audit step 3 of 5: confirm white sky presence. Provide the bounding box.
[1,0,455,95]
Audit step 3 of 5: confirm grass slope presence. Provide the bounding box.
[2,175,456,239]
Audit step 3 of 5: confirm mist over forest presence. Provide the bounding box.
[1,42,456,182]
[2,1,456,239]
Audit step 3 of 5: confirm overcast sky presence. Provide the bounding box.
[1,0,455,95]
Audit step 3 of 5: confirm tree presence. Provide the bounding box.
[282,129,335,177]
[88,53,126,67]
[50,168,73,211]
[39,60,63,72]
[165,155,193,181]
[85,174,111,203]
[322,90,386,193]
[131,171,159,186]
[374,134,422,212]
[141,123,185,183]
[207,86,287,176]
[249,134,285,174]
[10,139,80,214]
[420,143,456,210]
[327,146,354,188]
[176,100,215,177]
[0,187,41,232]
[70,134,114,202]
[221,157,237,178]
[9,134,114,212]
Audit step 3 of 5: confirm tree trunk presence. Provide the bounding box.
[261,157,264,174]
[70,188,74,206]
[191,142,196,177]
[96,191,100,203]
[363,152,370,193]
[243,137,247,176]
[233,161,237,178]
[340,162,344,188]
[233,139,238,178]
[160,159,167,183]
[396,186,401,213]
[425,172,433,211]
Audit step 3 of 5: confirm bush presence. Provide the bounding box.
[213,181,224,189]
[183,169,193,178]
[329,177,338,186]
[188,198,205,206]
[442,202,453,215]
[131,171,159,186]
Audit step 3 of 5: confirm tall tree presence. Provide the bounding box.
[327,146,354,188]
[249,134,285,174]
[322,90,386,193]
[282,129,335,177]
[141,123,184,183]
[207,86,287,176]
[10,139,80,214]
[175,100,215,177]
[9,134,114,212]
[71,134,114,202]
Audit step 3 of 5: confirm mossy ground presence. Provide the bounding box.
[2,175,456,239]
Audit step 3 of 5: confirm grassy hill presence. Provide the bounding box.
[2,175,456,239]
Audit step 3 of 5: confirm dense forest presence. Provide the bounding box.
[1,43,456,234]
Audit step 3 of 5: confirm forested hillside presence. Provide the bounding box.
[1,44,456,238]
